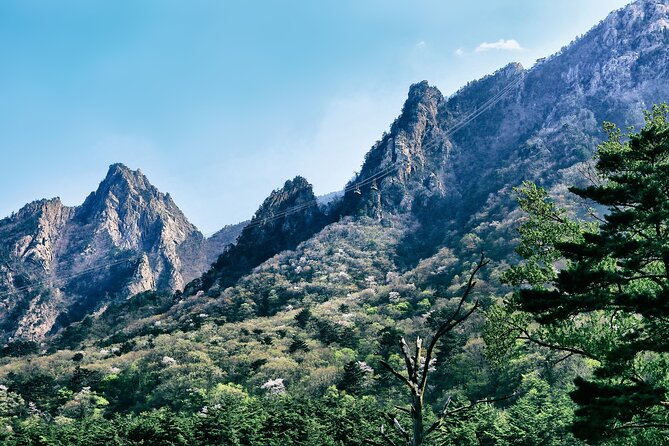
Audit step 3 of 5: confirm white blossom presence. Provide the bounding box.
[161,356,177,366]
[356,361,374,374]
[261,378,286,395]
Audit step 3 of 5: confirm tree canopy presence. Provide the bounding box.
[509,104,669,441]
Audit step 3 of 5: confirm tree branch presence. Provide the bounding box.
[391,417,410,440]
[613,423,669,431]
[380,360,413,390]
[393,405,411,414]
[419,254,488,395]
[507,319,598,360]
[400,337,415,379]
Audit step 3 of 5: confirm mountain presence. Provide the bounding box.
[2,1,669,443]
[0,164,230,341]
[336,0,669,265]
[185,176,328,298]
[101,0,669,330]
[5,0,669,343]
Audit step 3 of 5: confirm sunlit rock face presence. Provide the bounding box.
[0,164,218,340]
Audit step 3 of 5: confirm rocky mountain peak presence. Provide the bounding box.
[255,175,316,218]
[607,0,669,36]
[338,80,452,219]
[9,197,67,224]
[101,163,153,194]
[0,164,217,340]
[391,80,443,135]
[74,163,196,251]
[1,197,75,274]
[80,164,166,216]
[242,175,324,253]
[186,176,327,295]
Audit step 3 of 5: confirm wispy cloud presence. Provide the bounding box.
[475,39,524,52]
[454,48,464,56]
[416,41,426,49]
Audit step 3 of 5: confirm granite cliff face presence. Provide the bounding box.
[0,164,227,340]
[337,0,669,263]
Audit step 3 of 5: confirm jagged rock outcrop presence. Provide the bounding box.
[337,0,669,264]
[70,163,204,292]
[4,0,669,343]
[186,176,327,295]
[0,164,231,340]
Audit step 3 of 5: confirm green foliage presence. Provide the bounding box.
[1,340,39,357]
[501,181,590,287]
[1,392,393,446]
[294,307,312,328]
[508,104,669,442]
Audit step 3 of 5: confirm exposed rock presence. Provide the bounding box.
[186,176,327,295]
[338,0,669,264]
[5,0,669,342]
[0,164,233,341]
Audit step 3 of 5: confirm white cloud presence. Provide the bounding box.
[416,41,426,49]
[475,39,524,52]
[454,48,464,56]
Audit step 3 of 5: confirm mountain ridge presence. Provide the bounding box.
[3,0,669,342]
[3,2,669,443]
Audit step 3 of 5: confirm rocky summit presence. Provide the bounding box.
[3,1,669,444]
[0,164,230,341]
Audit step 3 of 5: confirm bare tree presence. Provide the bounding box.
[372,254,503,446]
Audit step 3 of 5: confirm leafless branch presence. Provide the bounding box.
[394,405,411,414]
[419,254,488,395]
[373,254,489,446]
[392,417,410,440]
[380,360,413,390]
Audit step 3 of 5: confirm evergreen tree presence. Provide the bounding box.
[511,105,669,441]
[338,361,367,395]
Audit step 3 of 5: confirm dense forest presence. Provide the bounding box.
[1,106,668,445]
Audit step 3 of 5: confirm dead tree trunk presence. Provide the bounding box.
[375,254,499,446]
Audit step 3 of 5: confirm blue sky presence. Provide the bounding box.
[0,0,632,234]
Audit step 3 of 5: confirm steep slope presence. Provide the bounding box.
[5,0,669,347]
[0,164,213,340]
[185,176,327,296]
[3,3,669,441]
[336,0,669,266]
[171,0,669,318]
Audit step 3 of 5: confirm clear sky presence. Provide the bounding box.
[0,0,632,234]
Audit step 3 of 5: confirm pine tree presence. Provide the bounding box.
[339,361,366,395]
[512,105,669,441]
